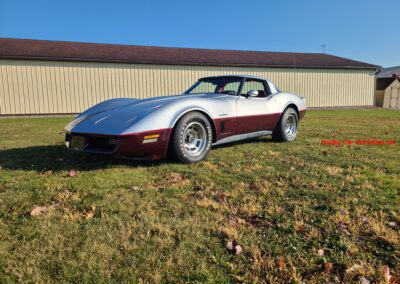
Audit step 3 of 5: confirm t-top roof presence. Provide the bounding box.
[0,38,379,70]
[200,74,267,80]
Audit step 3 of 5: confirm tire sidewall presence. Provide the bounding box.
[173,112,212,163]
[280,108,299,142]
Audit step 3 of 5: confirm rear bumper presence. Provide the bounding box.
[65,128,172,160]
[299,109,307,120]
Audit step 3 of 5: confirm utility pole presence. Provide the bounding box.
[322,44,326,54]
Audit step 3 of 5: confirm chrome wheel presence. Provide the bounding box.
[183,121,207,157]
[285,114,297,139]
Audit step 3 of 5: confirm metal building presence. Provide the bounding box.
[375,66,400,108]
[0,38,378,116]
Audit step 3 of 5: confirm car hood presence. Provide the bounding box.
[68,93,225,135]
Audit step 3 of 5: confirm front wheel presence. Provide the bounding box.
[171,112,213,163]
[272,107,299,142]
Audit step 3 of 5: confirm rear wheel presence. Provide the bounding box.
[272,107,298,142]
[172,112,212,163]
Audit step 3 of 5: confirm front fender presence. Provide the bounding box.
[122,97,234,134]
[123,105,215,134]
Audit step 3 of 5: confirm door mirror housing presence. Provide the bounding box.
[246,90,259,98]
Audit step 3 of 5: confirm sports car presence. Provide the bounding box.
[65,75,307,163]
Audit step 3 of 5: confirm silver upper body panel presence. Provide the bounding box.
[65,76,307,136]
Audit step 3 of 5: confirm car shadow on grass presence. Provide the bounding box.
[0,145,166,172]
[0,137,277,172]
[212,136,278,149]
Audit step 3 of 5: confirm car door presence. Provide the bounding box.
[235,79,280,134]
[213,80,241,140]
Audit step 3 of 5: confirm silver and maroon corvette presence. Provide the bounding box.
[65,75,307,163]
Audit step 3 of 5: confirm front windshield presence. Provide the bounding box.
[184,77,242,96]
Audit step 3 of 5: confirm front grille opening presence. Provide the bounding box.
[85,136,118,153]
[67,134,118,153]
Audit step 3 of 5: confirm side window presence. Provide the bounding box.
[223,82,241,95]
[241,79,269,97]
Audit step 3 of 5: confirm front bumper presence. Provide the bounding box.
[65,129,172,160]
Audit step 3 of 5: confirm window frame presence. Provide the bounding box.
[240,78,272,98]
[184,77,244,96]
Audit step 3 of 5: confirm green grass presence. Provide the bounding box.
[0,109,399,283]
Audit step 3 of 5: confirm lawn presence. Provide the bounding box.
[0,109,399,283]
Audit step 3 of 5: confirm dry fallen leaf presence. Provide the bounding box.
[343,229,351,236]
[295,225,305,234]
[338,222,351,236]
[325,262,333,273]
[228,216,237,228]
[358,276,370,284]
[226,240,242,255]
[40,170,53,177]
[235,245,243,255]
[346,264,361,274]
[278,258,285,270]
[226,240,234,251]
[268,150,280,157]
[215,192,227,203]
[68,170,77,177]
[380,265,391,283]
[31,206,48,216]
[85,211,95,220]
[318,249,324,256]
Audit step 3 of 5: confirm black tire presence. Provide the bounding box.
[171,112,213,163]
[272,107,299,142]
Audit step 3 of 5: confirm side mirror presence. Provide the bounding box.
[246,90,259,98]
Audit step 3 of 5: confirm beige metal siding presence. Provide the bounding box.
[0,59,375,115]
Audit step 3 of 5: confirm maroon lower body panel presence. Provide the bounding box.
[117,128,172,159]
[67,128,172,160]
[213,113,281,140]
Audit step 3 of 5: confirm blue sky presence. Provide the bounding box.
[0,0,398,67]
